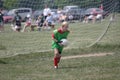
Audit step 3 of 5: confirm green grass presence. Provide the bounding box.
[0,14,120,80]
[0,16,120,58]
[0,46,120,80]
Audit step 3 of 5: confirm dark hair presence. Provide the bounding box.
[15,11,18,14]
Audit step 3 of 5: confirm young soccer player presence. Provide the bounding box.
[22,14,32,32]
[12,11,22,32]
[37,14,45,31]
[43,13,55,30]
[52,21,70,69]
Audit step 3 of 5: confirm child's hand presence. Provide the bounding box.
[58,41,64,46]
[58,43,64,46]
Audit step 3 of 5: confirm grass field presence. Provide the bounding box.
[0,14,120,80]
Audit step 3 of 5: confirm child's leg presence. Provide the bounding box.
[51,25,55,29]
[31,25,36,31]
[37,25,41,31]
[11,26,16,31]
[17,28,21,32]
[54,48,61,68]
[38,23,43,31]
[42,21,47,30]
[22,25,27,32]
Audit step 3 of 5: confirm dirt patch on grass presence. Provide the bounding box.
[62,53,114,60]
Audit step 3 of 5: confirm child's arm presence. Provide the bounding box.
[52,33,58,42]
[52,33,63,46]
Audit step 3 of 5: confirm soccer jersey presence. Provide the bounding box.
[14,15,22,26]
[52,28,70,52]
[40,16,45,23]
[43,8,51,16]
[46,15,53,23]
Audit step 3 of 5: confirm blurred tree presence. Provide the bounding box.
[0,0,3,8]
[1,0,119,12]
[18,0,44,10]
[3,0,18,9]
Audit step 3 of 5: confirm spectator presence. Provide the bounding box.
[43,5,51,19]
[12,11,22,32]
[30,16,41,31]
[84,9,98,23]
[0,8,4,32]
[43,13,55,30]
[57,8,62,14]
[68,14,74,23]
[59,13,67,22]
[91,9,98,23]
[37,14,45,31]
[96,13,103,22]
[22,14,32,32]
[99,4,103,10]
[57,8,62,19]
[83,14,90,23]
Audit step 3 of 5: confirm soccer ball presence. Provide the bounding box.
[60,39,69,46]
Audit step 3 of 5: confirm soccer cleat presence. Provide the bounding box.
[54,66,58,69]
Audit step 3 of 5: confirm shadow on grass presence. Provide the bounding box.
[92,44,120,49]
[85,43,120,52]
[0,60,7,64]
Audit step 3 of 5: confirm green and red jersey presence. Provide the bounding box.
[52,28,70,52]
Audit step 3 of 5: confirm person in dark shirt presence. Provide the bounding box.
[37,14,45,31]
[12,11,22,32]
[0,8,4,32]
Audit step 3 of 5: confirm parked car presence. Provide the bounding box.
[63,8,86,20]
[63,5,79,13]
[62,5,87,20]
[51,9,57,13]
[33,10,43,20]
[7,8,32,21]
[3,14,13,23]
[1,10,13,23]
[75,9,86,20]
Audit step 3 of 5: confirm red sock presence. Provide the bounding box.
[54,57,58,66]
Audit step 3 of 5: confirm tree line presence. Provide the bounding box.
[0,0,119,12]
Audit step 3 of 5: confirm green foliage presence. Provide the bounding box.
[1,0,119,12]
[2,0,117,10]
[18,0,44,10]
[3,0,18,9]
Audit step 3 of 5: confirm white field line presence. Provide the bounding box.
[0,49,52,58]
[61,53,114,60]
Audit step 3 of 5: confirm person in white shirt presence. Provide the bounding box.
[43,13,55,30]
[43,5,51,19]
[57,8,62,17]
